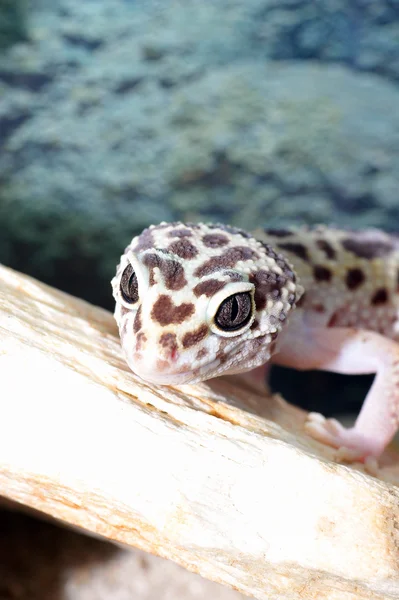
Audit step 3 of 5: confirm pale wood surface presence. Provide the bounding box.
[1,263,399,600]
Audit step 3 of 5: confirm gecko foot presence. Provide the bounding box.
[304,412,380,469]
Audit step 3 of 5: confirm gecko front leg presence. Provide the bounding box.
[273,315,399,461]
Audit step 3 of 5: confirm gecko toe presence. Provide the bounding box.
[304,412,381,466]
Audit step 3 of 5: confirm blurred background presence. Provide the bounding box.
[1,0,398,596]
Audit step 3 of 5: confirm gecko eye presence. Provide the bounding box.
[215,292,252,332]
[120,264,139,304]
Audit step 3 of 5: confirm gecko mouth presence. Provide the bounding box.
[134,368,203,386]
[128,354,224,386]
[128,336,262,386]
[131,355,250,386]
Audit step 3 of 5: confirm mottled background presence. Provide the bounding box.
[2,0,399,307]
[1,0,398,596]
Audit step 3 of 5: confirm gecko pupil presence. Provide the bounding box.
[120,264,139,304]
[215,292,252,331]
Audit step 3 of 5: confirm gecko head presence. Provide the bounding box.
[112,222,302,385]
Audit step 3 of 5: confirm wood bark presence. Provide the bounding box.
[1,263,399,600]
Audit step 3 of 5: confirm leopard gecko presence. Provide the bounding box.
[111,222,399,463]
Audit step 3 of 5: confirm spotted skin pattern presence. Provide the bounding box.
[112,222,399,464]
[259,225,399,339]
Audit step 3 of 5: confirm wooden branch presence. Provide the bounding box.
[1,263,399,600]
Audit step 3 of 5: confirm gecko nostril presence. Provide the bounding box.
[159,332,179,361]
[162,345,179,362]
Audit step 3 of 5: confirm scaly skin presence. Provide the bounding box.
[112,222,399,464]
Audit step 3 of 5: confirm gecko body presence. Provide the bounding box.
[112,222,399,462]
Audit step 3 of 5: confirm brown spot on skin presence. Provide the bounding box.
[143,252,187,290]
[133,227,155,253]
[261,243,278,261]
[250,318,259,330]
[313,265,332,282]
[159,332,178,355]
[193,279,226,297]
[156,359,170,372]
[346,268,365,290]
[121,320,129,339]
[312,303,326,313]
[277,242,310,262]
[196,347,208,360]
[148,270,156,286]
[215,338,230,363]
[202,233,229,248]
[216,349,227,364]
[252,335,268,351]
[120,305,129,318]
[136,331,147,351]
[225,271,244,282]
[182,324,208,348]
[168,239,198,259]
[276,257,288,270]
[269,340,277,354]
[284,267,296,282]
[327,313,338,328]
[264,228,293,238]
[371,288,389,305]
[342,236,394,259]
[152,295,195,326]
[316,239,336,260]
[168,228,193,238]
[249,269,287,310]
[296,292,306,308]
[194,246,258,278]
[133,305,142,333]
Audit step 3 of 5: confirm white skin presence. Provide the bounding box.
[273,310,399,460]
